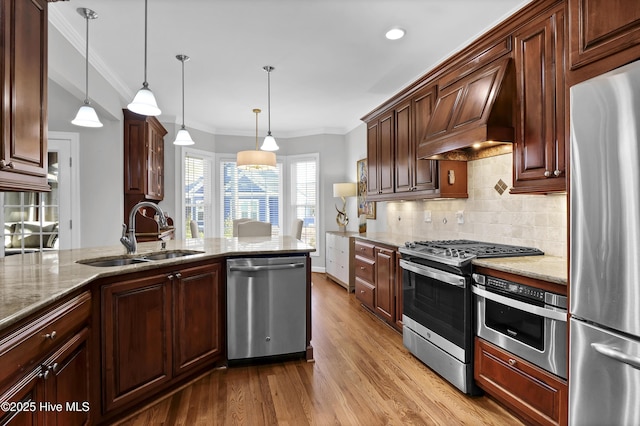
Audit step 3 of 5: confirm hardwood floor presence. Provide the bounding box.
[116,272,523,425]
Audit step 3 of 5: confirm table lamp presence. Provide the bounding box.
[333,182,357,231]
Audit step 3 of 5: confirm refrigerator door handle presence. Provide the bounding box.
[591,343,640,371]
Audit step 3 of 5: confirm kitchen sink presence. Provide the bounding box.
[77,250,205,267]
[77,257,152,267]
[142,250,204,260]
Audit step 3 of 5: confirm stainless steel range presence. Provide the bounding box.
[399,239,543,395]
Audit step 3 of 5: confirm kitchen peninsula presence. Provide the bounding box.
[0,237,314,425]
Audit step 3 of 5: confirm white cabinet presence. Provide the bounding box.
[325,232,354,292]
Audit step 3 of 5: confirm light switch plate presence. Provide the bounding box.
[423,210,432,223]
[456,210,464,224]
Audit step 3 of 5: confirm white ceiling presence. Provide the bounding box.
[49,0,532,138]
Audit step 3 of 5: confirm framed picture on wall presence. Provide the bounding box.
[356,158,376,219]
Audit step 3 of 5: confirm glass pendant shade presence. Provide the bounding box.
[128,85,161,116]
[72,103,103,127]
[261,134,279,151]
[174,126,195,146]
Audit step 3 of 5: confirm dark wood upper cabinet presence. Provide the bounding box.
[511,3,567,193]
[568,0,640,81]
[0,0,49,192]
[123,109,168,227]
[366,111,394,197]
[395,86,438,194]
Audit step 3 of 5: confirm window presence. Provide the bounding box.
[220,160,282,237]
[290,155,318,248]
[183,150,214,238]
[218,154,319,250]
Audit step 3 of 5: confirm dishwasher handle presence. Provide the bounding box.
[228,262,306,273]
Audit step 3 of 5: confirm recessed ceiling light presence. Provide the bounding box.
[385,27,406,40]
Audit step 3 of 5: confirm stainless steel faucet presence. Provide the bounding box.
[120,201,168,254]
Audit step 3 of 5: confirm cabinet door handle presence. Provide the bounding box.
[544,170,551,178]
[508,358,517,366]
[175,272,182,279]
[0,160,14,169]
[38,366,50,380]
[49,362,59,373]
[44,331,57,340]
[553,169,561,177]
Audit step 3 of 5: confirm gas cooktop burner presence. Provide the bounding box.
[400,239,543,267]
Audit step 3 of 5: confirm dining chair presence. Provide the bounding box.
[189,220,199,238]
[291,219,303,240]
[237,221,272,237]
[232,218,253,237]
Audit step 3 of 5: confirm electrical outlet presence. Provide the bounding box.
[423,210,432,223]
[456,210,464,224]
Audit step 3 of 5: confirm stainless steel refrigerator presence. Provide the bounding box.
[570,59,640,426]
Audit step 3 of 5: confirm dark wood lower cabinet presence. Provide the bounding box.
[374,247,395,323]
[100,261,224,420]
[474,338,567,426]
[0,292,91,426]
[173,264,222,375]
[102,274,173,414]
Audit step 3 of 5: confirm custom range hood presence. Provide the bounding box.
[418,57,515,160]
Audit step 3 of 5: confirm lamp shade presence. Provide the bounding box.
[237,149,276,170]
[173,127,195,146]
[333,182,357,198]
[261,134,279,151]
[127,86,161,116]
[72,104,103,127]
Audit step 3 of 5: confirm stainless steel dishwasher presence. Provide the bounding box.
[226,256,307,360]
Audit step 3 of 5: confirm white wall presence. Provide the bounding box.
[48,81,124,249]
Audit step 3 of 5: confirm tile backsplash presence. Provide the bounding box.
[386,153,567,258]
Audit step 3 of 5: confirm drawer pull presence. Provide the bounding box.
[0,160,14,169]
[49,363,59,373]
[508,358,517,366]
[44,331,57,340]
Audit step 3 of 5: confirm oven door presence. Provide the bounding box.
[401,259,471,360]
[472,285,568,379]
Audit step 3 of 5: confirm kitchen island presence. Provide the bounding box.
[0,237,314,425]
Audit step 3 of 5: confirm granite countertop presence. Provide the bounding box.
[352,233,567,285]
[471,256,567,285]
[0,237,314,332]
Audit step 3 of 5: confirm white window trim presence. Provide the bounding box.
[176,146,216,239]
[286,153,320,256]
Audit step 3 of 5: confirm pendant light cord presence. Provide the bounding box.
[264,66,274,136]
[267,69,271,135]
[143,0,148,87]
[84,12,89,103]
[181,58,185,128]
[255,109,260,149]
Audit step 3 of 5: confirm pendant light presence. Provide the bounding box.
[71,8,103,128]
[260,66,279,151]
[237,109,276,170]
[127,0,161,116]
[173,54,195,145]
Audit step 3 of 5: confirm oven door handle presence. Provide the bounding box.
[399,259,467,288]
[472,285,567,322]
